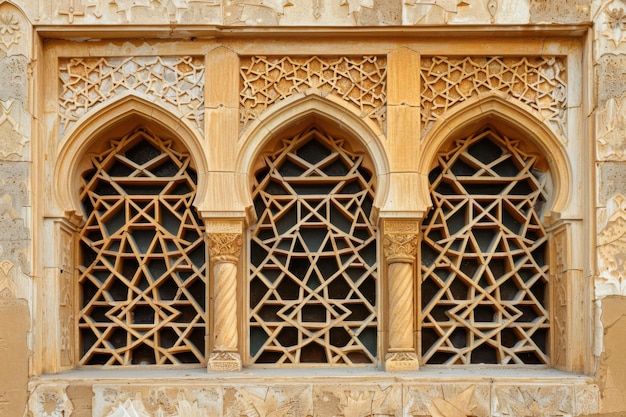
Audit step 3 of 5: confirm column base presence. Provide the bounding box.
[207,351,242,372]
[385,351,419,372]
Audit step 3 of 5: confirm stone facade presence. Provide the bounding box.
[1,0,625,415]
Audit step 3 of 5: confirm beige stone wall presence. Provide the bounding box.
[6,0,626,415]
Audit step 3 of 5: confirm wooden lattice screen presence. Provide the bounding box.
[78,128,207,366]
[249,126,378,365]
[420,128,550,365]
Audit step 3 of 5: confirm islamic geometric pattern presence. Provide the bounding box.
[78,128,207,365]
[240,56,386,132]
[420,129,550,365]
[59,56,205,137]
[249,126,378,365]
[420,56,567,139]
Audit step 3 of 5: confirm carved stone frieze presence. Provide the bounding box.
[421,56,567,139]
[404,384,490,417]
[58,56,205,137]
[597,194,626,296]
[492,385,574,417]
[55,0,221,24]
[314,383,401,416]
[223,385,310,417]
[93,386,221,417]
[28,384,74,417]
[240,55,386,132]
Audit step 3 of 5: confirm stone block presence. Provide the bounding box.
[404,383,490,417]
[223,384,312,417]
[0,299,29,417]
[313,383,402,416]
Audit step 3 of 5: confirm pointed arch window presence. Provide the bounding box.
[420,128,550,365]
[77,127,207,366]
[249,126,378,365]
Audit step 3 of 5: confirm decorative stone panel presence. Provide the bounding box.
[404,384,490,417]
[240,55,386,132]
[93,385,222,417]
[492,385,574,417]
[597,194,626,296]
[596,94,626,160]
[58,56,205,137]
[420,56,567,139]
[313,383,401,416]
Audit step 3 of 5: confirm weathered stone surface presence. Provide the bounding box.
[597,55,626,107]
[0,299,29,417]
[598,296,626,414]
[0,55,27,103]
[598,162,626,205]
[66,384,93,417]
[404,384,490,417]
[529,0,591,23]
[313,383,401,416]
[93,385,222,417]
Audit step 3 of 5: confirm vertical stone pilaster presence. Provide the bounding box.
[383,220,420,371]
[207,220,244,372]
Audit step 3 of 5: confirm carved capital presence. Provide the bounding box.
[208,233,243,263]
[383,233,419,263]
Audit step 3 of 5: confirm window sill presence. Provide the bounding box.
[36,365,592,383]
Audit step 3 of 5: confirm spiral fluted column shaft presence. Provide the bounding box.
[388,260,414,350]
[213,259,238,350]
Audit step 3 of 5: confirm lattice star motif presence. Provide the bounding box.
[421,56,567,139]
[78,128,207,365]
[59,56,204,137]
[421,128,550,365]
[240,56,386,132]
[249,126,377,365]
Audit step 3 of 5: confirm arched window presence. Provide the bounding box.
[77,127,207,366]
[248,126,378,365]
[420,128,550,365]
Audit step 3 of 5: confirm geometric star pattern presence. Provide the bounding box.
[420,129,550,365]
[249,126,378,365]
[78,128,207,365]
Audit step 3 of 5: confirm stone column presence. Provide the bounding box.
[383,220,420,371]
[207,221,243,371]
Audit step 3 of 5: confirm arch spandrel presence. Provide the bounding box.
[53,93,208,218]
[236,92,390,225]
[419,94,572,220]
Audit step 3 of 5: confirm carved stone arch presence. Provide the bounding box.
[236,91,390,225]
[419,94,572,220]
[54,93,208,218]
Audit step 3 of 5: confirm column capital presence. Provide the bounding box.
[206,220,244,263]
[382,220,420,263]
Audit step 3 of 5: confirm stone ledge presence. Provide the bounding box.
[28,368,599,417]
